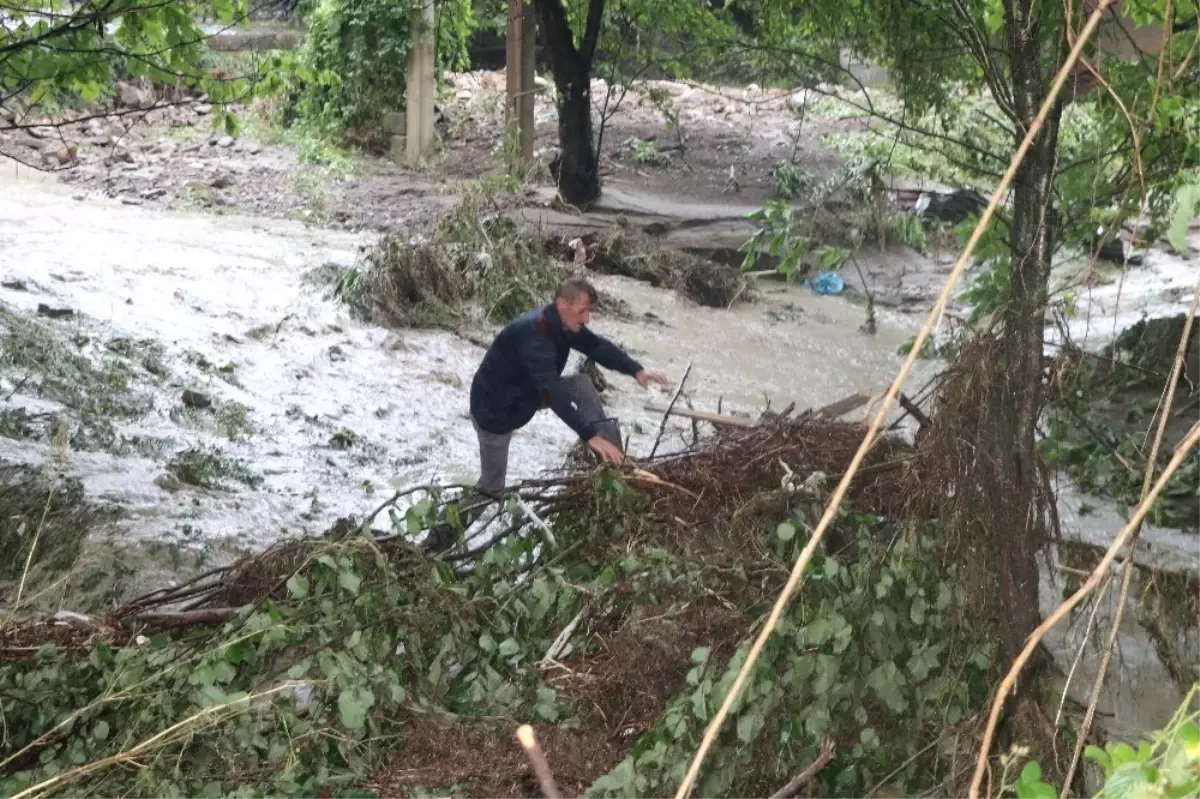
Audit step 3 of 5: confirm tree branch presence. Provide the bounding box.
[770,738,836,799]
[579,0,606,66]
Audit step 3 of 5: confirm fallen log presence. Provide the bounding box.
[121,608,239,631]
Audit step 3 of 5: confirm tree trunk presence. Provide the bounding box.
[984,0,1064,662]
[533,0,604,208]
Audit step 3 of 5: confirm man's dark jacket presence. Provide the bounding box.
[470,303,643,441]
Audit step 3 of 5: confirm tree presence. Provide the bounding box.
[0,0,264,161]
[533,0,607,207]
[531,0,739,207]
[738,0,1197,685]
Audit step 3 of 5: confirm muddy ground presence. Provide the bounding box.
[0,70,964,312]
[0,72,865,233]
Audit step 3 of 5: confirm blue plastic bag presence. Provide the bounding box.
[801,271,845,296]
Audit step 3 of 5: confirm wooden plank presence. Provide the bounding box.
[643,402,757,428]
[646,390,873,430]
[812,390,872,420]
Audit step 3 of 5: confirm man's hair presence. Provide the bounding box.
[557,276,598,305]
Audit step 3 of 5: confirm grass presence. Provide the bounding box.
[169,445,264,491]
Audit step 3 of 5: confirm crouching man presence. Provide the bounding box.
[471,277,668,494]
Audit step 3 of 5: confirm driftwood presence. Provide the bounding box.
[643,403,756,428]
[645,389,873,430]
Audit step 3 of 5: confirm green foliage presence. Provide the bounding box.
[1006,684,1200,799]
[772,161,812,200]
[284,0,475,145]
[586,512,996,798]
[740,159,924,281]
[0,539,458,798]
[0,0,257,134]
[1168,182,1200,254]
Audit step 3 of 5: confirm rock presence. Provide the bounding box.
[1,279,28,291]
[195,103,212,115]
[247,143,262,155]
[217,135,235,148]
[28,126,54,139]
[140,187,167,199]
[154,473,185,492]
[51,144,77,165]
[116,81,152,109]
[0,106,14,123]
[788,89,809,113]
[209,173,234,189]
[119,196,144,206]
[36,303,75,319]
[181,389,212,409]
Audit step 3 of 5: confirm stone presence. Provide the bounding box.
[1,279,28,291]
[195,103,212,115]
[116,81,151,109]
[217,135,235,147]
[181,389,212,409]
[209,173,234,189]
[36,303,75,319]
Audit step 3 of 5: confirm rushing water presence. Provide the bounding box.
[1,166,1195,755]
[0,171,931,553]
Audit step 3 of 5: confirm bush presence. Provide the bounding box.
[285,0,475,147]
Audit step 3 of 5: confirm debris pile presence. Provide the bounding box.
[552,229,754,308]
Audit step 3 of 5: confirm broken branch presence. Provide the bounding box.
[770,738,836,799]
[516,724,561,799]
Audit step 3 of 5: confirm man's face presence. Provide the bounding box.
[557,295,592,332]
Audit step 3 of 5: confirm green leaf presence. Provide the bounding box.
[1086,744,1113,775]
[93,720,110,741]
[776,521,797,542]
[213,661,237,684]
[1167,183,1200,253]
[691,646,710,664]
[338,569,362,595]
[498,637,521,658]
[337,685,376,732]
[286,573,309,599]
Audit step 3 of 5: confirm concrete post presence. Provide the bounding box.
[406,0,437,165]
[505,0,535,163]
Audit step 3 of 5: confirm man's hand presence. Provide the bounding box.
[635,369,669,388]
[588,436,625,464]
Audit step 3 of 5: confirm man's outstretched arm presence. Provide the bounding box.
[570,327,642,376]
[572,327,669,387]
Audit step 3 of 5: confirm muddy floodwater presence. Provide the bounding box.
[0,173,930,555]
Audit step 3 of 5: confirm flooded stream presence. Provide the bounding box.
[1,168,1196,757]
[0,173,929,557]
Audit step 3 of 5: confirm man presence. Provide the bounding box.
[470,276,668,497]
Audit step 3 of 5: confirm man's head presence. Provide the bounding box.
[555,277,598,333]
